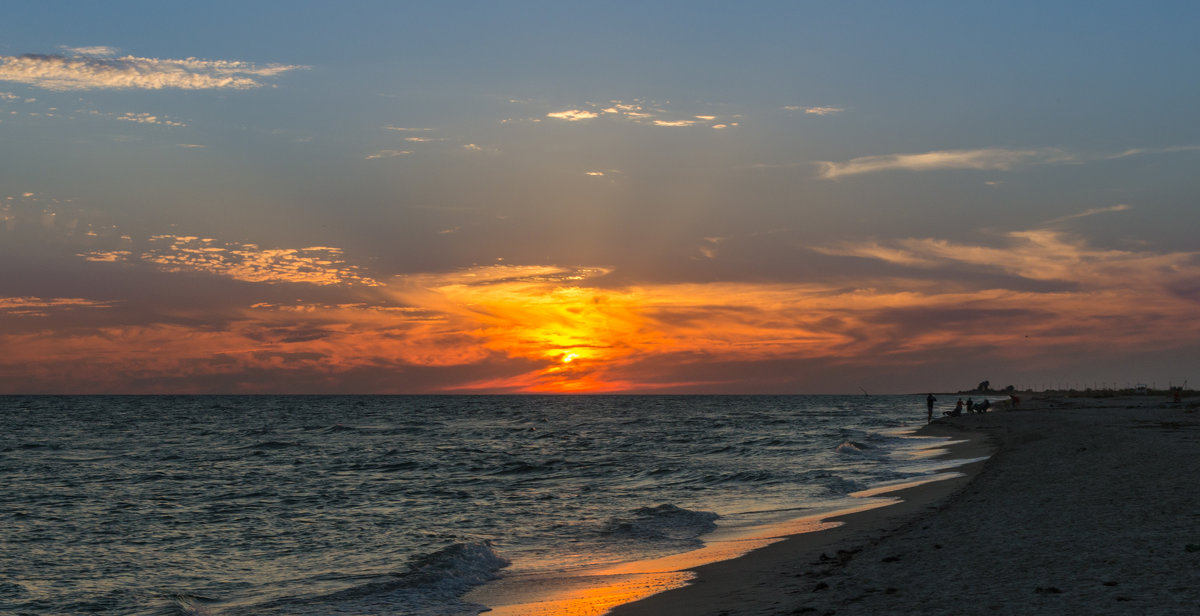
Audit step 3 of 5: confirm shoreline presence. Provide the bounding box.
[603,419,994,616]
[469,417,994,616]
[613,395,1200,615]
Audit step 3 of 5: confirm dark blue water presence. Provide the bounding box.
[0,395,954,615]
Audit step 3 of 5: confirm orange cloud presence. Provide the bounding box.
[79,235,383,287]
[5,222,1199,393]
[375,244,1200,391]
[813,225,1199,289]
[0,296,115,317]
[0,301,496,393]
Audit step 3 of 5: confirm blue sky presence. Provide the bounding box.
[2,2,1198,393]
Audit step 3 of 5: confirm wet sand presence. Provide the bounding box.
[608,395,1200,615]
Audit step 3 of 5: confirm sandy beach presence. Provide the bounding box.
[608,395,1200,615]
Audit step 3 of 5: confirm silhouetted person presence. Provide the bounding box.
[966,397,974,413]
[926,394,936,423]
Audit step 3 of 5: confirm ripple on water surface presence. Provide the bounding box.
[0,394,951,615]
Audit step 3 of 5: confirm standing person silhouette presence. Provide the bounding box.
[926,393,936,423]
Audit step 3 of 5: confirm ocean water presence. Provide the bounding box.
[0,395,962,615]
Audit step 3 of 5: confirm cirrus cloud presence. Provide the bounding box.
[814,145,1200,179]
[541,99,737,129]
[0,296,115,317]
[811,206,1197,292]
[816,147,1076,179]
[365,149,412,160]
[0,49,304,91]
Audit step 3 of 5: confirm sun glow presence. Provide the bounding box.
[434,280,653,392]
[389,265,869,393]
[10,222,1200,394]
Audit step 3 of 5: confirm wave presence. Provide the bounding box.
[835,440,871,454]
[166,593,221,616]
[248,542,510,615]
[401,541,511,588]
[602,504,719,545]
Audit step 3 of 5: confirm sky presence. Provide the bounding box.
[2,1,1198,394]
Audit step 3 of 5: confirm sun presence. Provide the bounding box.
[561,352,580,364]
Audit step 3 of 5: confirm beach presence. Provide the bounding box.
[608,395,1200,615]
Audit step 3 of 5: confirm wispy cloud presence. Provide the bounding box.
[782,105,845,116]
[79,235,382,287]
[816,147,1075,179]
[59,46,118,57]
[0,296,114,317]
[462,143,502,154]
[546,109,599,121]
[1040,203,1131,226]
[0,49,304,91]
[365,149,411,160]
[782,105,845,115]
[652,119,699,127]
[1106,145,1200,159]
[116,111,185,127]
[815,144,1200,179]
[813,208,1195,290]
[79,250,132,262]
[542,99,737,130]
[698,236,724,260]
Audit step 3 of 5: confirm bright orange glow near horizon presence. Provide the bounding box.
[4,223,1200,394]
[397,268,667,392]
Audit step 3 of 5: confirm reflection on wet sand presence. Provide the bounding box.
[469,505,888,615]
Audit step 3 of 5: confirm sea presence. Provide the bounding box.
[0,395,972,615]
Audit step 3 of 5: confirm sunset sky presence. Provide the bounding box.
[3,2,1198,394]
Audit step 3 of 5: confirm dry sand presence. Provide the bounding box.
[607,395,1200,615]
